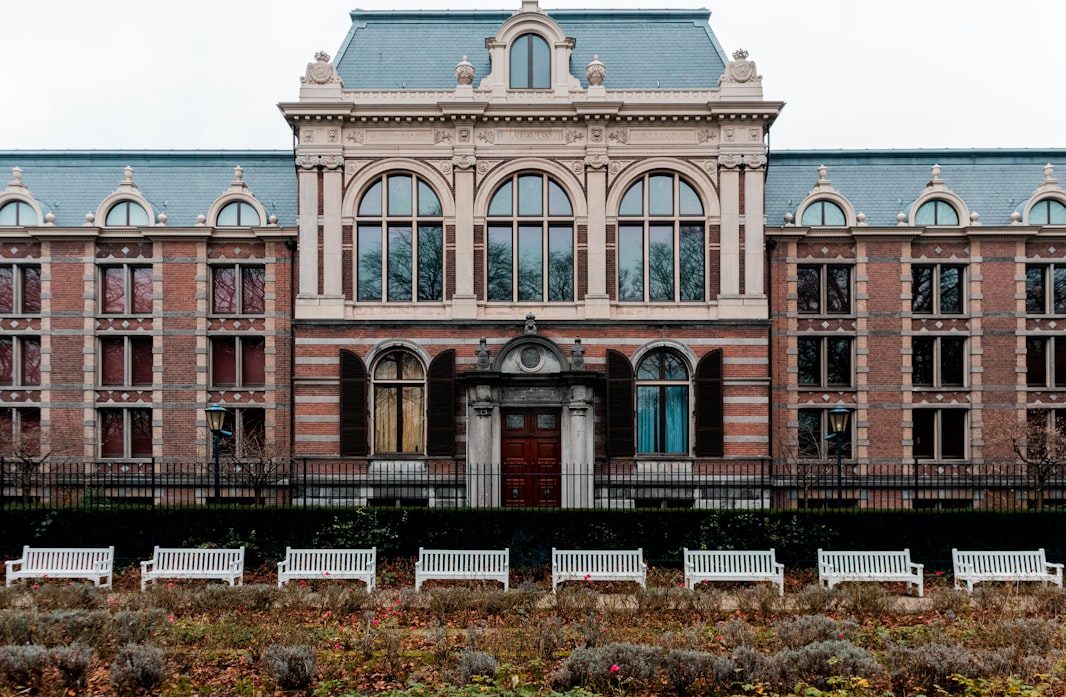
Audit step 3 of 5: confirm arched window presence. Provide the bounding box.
[372,349,426,454]
[487,173,573,302]
[1029,199,1066,225]
[105,201,150,227]
[510,33,550,89]
[635,349,689,454]
[800,200,846,226]
[914,199,959,226]
[618,173,705,302]
[356,175,443,302]
[0,201,37,226]
[216,200,261,226]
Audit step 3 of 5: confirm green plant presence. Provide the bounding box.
[312,509,407,554]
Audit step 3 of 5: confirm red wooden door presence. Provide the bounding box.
[501,409,561,507]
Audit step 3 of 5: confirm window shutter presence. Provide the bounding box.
[339,349,368,456]
[426,349,456,456]
[606,349,634,457]
[695,350,724,457]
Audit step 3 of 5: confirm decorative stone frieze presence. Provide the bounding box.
[477,129,497,144]
[345,129,365,145]
[696,129,717,143]
[433,129,452,144]
[608,128,628,144]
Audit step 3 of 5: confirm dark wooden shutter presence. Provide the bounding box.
[695,350,724,457]
[426,349,456,456]
[606,349,634,457]
[339,349,368,456]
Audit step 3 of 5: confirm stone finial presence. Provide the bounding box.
[301,50,342,86]
[234,165,244,182]
[196,214,206,227]
[897,211,906,226]
[476,337,490,370]
[856,212,866,226]
[43,212,55,225]
[157,212,167,226]
[783,211,794,225]
[1046,163,1056,180]
[818,164,828,181]
[586,55,605,86]
[268,214,278,226]
[123,165,134,182]
[455,56,475,86]
[969,211,980,225]
[524,312,537,335]
[84,212,95,226]
[10,166,22,185]
[719,48,761,85]
[1011,210,1022,225]
[930,163,942,182]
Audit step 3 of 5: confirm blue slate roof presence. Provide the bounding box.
[334,9,728,90]
[765,150,1066,228]
[0,151,296,228]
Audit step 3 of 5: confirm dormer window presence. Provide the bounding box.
[510,33,550,88]
[105,201,150,227]
[914,199,959,226]
[216,200,261,227]
[1029,199,1066,225]
[800,200,846,226]
[0,201,37,226]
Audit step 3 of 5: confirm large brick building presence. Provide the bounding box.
[0,3,1063,508]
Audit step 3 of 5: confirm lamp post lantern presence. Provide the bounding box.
[827,407,851,509]
[204,404,229,504]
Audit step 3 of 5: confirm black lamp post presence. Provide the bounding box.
[205,404,229,503]
[828,407,851,509]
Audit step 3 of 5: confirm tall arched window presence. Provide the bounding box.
[510,33,550,89]
[636,349,689,454]
[356,175,443,302]
[618,173,705,302]
[216,200,261,226]
[487,173,574,302]
[105,201,150,226]
[372,349,426,454]
[1029,199,1066,225]
[914,199,959,226]
[800,200,846,226]
[0,201,37,226]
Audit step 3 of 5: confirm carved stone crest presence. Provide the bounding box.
[476,160,499,175]
[346,130,365,145]
[452,155,477,170]
[718,48,761,85]
[718,154,742,169]
[435,160,453,176]
[321,155,343,170]
[478,129,496,144]
[608,128,628,145]
[584,154,609,170]
[301,51,342,86]
[564,129,584,144]
[433,129,452,144]
[295,155,321,170]
[608,160,631,176]
[696,129,717,144]
[743,154,767,170]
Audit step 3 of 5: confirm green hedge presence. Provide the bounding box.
[2,507,1065,571]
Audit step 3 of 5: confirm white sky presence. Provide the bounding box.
[2,0,1062,152]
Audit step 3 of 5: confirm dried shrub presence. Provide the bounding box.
[973,585,1014,616]
[262,644,317,690]
[457,649,498,683]
[535,615,564,660]
[735,584,783,619]
[235,583,282,612]
[929,586,970,616]
[192,584,240,613]
[36,609,112,648]
[550,642,663,692]
[717,617,756,648]
[32,582,101,611]
[0,644,51,689]
[772,614,856,649]
[887,642,987,691]
[839,583,895,620]
[112,608,169,645]
[1031,586,1066,616]
[426,586,469,622]
[554,585,600,616]
[109,643,166,694]
[771,639,882,688]
[51,642,96,691]
[662,648,733,696]
[792,584,839,616]
[314,584,368,615]
[680,586,724,615]
[635,586,677,614]
[470,587,521,617]
[977,618,1060,655]
[0,612,34,645]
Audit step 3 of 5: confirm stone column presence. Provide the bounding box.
[322,158,344,297]
[584,156,610,318]
[564,384,594,507]
[718,155,741,296]
[296,156,319,296]
[743,154,767,296]
[452,157,477,317]
[466,384,497,507]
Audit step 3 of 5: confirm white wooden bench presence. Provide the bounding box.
[414,548,509,591]
[5,546,114,588]
[684,548,785,596]
[140,546,244,591]
[552,548,647,592]
[952,548,1064,594]
[818,548,923,597]
[277,547,377,590]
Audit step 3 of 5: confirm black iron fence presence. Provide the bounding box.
[3,457,1066,511]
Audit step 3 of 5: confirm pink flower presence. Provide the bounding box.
[167,582,174,588]
[935,571,944,577]
[716,635,723,642]
[167,615,175,624]
[372,618,378,626]
[837,632,844,638]
[32,584,38,590]
[584,574,591,581]
[610,664,620,673]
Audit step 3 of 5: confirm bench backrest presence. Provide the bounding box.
[418,549,508,573]
[285,548,375,572]
[22,546,113,570]
[953,549,1047,574]
[686,549,777,575]
[553,549,644,573]
[819,549,911,574]
[152,547,244,572]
